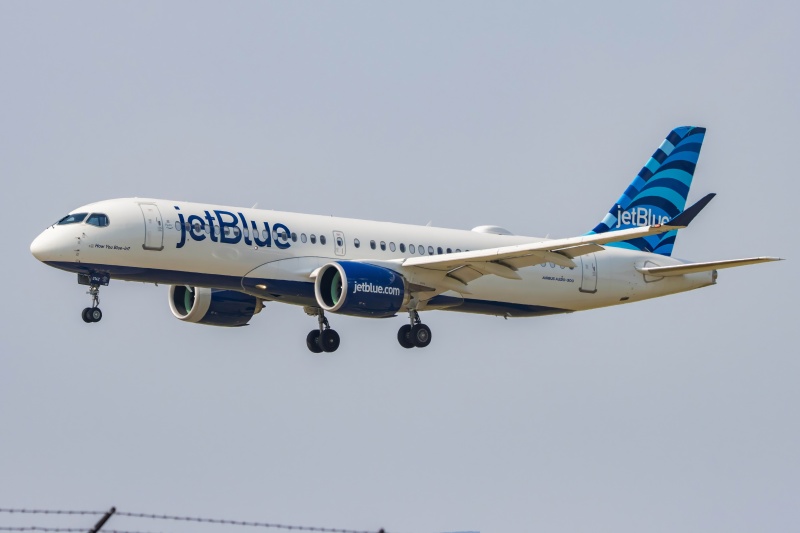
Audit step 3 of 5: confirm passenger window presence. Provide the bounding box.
[57,213,87,225]
[291,232,297,242]
[446,247,452,254]
[370,240,376,250]
[262,229,269,240]
[301,233,307,243]
[399,243,406,253]
[320,235,327,245]
[380,241,386,251]
[86,213,109,227]
[310,234,317,244]
[389,242,396,252]
[420,246,426,255]
[244,228,250,239]
[409,244,415,254]
[428,246,434,255]
[354,238,360,248]
[437,247,443,255]
[456,248,461,253]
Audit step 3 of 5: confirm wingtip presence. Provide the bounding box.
[666,192,717,228]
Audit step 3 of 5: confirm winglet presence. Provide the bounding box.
[666,193,716,228]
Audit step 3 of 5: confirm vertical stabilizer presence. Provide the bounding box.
[589,126,706,256]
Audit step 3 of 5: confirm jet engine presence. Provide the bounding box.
[314,262,407,318]
[169,286,263,327]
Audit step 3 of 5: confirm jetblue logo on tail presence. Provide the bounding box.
[615,206,671,228]
[588,126,706,257]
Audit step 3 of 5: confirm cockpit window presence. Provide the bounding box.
[86,213,109,227]
[57,213,87,225]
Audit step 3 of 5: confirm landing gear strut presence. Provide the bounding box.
[81,284,103,323]
[306,309,340,353]
[398,309,432,349]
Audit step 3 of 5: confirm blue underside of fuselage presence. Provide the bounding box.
[44,261,569,318]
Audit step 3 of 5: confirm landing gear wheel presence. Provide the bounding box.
[88,307,102,323]
[397,324,414,349]
[306,330,323,353]
[411,323,432,348]
[319,329,340,353]
[82,307,93,323]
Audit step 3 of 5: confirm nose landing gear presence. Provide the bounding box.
[398,309,432,349]
[81,284,103,323]
[78,272,108,323]
[305,308,340,353]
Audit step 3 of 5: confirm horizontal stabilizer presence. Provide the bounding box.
[637,257,783,277]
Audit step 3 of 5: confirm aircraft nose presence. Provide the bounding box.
[30,230,58,262]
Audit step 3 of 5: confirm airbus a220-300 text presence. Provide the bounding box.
[30,126,781,352]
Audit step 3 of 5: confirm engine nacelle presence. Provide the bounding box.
[314,262,407,318]
[169,286,262,327]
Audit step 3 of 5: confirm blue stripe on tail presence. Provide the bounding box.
[588,126,706,257]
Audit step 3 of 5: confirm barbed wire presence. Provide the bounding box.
[0,509,388,533]
[0,510,104,517]
[116,512,385,533]
[0,528,86,532]
[0,528,161,533]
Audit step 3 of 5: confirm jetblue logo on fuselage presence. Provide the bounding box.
[615,206,671,228]
[174,206,291,250]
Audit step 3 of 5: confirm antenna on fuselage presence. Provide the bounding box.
[252,202,258,209]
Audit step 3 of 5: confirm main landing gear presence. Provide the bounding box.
[81,284,103,323]
[306,309,340,353]
[397,309,432,349]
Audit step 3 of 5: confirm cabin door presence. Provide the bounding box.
[579,253,598,293]
[139,203,164,251]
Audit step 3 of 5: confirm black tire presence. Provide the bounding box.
[82,307,93,323]
[411,323,432,348]
[89,307,103,322]
[306,330,323,353]
[397,324,414,349]
[320,329,340,353]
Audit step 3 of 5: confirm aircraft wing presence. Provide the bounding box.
[401,223,685,285]
[401,193,716,287]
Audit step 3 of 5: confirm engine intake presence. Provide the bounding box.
[314,262,406,318]
[169,286,262,327]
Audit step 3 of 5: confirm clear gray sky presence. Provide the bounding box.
[1,2,796,532]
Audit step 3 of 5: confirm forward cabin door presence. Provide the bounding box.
[579,253,598,293]
[139,203,164,251]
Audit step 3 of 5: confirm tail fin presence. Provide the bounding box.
[589,126,706,256]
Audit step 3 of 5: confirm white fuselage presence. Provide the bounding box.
[30,198,716,318]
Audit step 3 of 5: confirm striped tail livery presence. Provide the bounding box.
[590,126,706,256]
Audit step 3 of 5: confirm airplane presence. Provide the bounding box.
[30,126,781,353]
